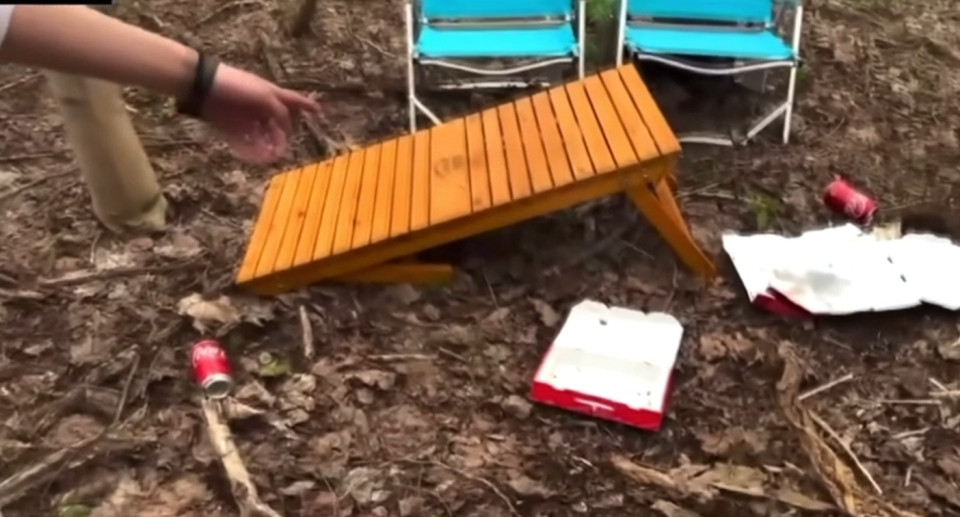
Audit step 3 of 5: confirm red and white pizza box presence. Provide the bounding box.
[530,300,683,431]
[720,225,960,316]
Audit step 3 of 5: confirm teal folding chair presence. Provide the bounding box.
[405,0,585,132]
[616,0,803,145]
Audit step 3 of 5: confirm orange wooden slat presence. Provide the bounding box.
[410,130,431,231]
[599,69,661,163]
[481,108,512,206]
[429,119,472,225]
[237,174,286,283]
[275,163,322,272]
[618,66,681,156]
[350,143,383,250]
[547,87,595,180]
[390,135,415,238]
[530,91,574,188]
[582,75,637,169]
[331,150,367,254]
[514,98,553,194]
[564,81,617,174]
[370,139,398,244]
[497,103,532,200]
[293,161,334,267]
[336,263,454,283]
[313,154,350,260]
[253,168,305,278]
[465,113,492,212]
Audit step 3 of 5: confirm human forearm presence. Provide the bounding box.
[0,5,198,98]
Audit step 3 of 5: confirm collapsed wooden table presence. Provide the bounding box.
[236,65,716,295]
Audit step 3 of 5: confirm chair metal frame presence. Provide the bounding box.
[615,0,804,146]
[405,0,586,132]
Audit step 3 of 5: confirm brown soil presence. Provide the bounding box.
[2,0,960,516]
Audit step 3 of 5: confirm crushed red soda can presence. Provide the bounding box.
[192,339,233,399]
[823,179,877,224]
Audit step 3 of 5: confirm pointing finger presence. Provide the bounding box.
[277,88,320,113]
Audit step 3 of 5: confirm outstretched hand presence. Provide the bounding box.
[202,64,319,164]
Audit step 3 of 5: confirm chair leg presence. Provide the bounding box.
[781,100,792,145]
[577,0,586,78]
[627,179,717,277]
[405,2,417,133]
[408,95,417,133]
[616,0,628,67]
[782,64,799,144]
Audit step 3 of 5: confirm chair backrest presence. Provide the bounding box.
[420,0,573,20]
[626,0,773,24]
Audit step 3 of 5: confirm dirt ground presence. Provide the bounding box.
[2,0,960,516]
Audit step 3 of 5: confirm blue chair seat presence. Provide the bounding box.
[625,26,793,61]
[416,25,577,59]
[626,0,775,25]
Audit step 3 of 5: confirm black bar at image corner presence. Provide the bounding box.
[3,0,114,5]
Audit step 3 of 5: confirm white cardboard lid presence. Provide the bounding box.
[536,300,683,411]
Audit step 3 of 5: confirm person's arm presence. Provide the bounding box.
[0,5,198,98]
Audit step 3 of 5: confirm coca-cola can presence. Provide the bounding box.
[823,179,877,224]
[192,339,233,399]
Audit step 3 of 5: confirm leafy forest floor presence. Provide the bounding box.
[1,0,959,516]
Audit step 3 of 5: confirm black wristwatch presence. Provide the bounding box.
[176,51,220,118]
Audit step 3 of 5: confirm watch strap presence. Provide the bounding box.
[176,51,219,118]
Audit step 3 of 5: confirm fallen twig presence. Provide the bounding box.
[928,378,950,392]
[0,169,74,204]
[930,391,960,399]
[437,347,467,363]
[112,353,140,424]
[0,151,61,164]
[676,181,734,200]
[799,373,854,401]
[0,139,189,167]
[0,434,137,506]
[610,455,685,492]
[480,268,499,309]
[368,353,434,361]
[201,398,283,517]
[808,411,883,495]
[0,358,140,506]
[194,0,259,27]
[299,305,314,360]
[563,223,632,270]
[356,35,396,58]
[0,73,40,94]
[0,287,44,300]
[39,261,201,288]
[892,428,929,440]
[418,461,519,517]
[610,455,835,512]
[619,239,655,260]
[777,343,895,516]
[661,259,678,312]
[874,399,940,406]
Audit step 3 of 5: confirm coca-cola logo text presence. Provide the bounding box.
[843,193,867,218]
[192,343,226,367]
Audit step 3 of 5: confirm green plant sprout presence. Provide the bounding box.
[747,193,782,231]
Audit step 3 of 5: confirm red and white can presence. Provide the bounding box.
[192,339,233,399]
[823,179,877,224]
